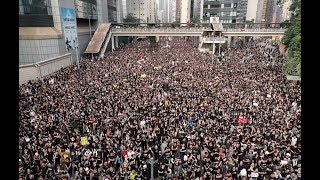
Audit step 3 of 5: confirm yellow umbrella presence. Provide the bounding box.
[140,74,146,78]
[113,83,118,89]
[164,100,169,108]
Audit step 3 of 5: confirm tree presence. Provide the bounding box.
[123,13,141,23]
[278,0,301,76]
[191,13,200,24]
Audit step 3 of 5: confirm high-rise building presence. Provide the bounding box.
[119,0,128,18]
[191,0,202,22]
[149,0,156,23]
[169,0,177,23]
[256,0,283,24]
[157,0,170,23]
[126,0,155,23]
[237,0,248,23]
[19,0,110,65]
[255,0,264,23]
[176,0,182,22]
[107,0,117,23]
[116,0,126,22]
[281,0,292,22]
[155,0,160,22]
[246,0,258,22]
[180,0,191,24]
[200,0,248,24]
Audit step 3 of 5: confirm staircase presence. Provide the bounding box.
[98,30,112,59]
[84,23,112,59]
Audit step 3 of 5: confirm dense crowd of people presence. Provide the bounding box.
[19,37,301,180]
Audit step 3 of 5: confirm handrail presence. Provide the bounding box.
[202,37,226,41]
[111,27,286,33]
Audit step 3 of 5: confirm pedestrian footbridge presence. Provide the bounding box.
[84,23,288,59]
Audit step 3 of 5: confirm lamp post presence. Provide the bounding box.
[218,31,221,57]
[75,37,80,69]
[212,43,214,64]
[147,157,158,180]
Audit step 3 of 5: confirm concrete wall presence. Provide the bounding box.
[19,64,41,85]
[19,53,72,85]
[78,33,91,56]
[19,39,61,65]
[19,31,91,66]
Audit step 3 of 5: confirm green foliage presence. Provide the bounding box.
[123,13,140,23]
[280,0,301,77]
[191,13,200,23]
[285,52,301,76]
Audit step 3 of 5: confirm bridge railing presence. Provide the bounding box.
[222,23,290,29]
[224,28,286,32]
[202,37,226,41]
[111,23,290,29]
[111,27,212,33]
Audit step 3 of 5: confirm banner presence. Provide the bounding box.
[81,136,89,145]
[237,116,248,124]
[61,7,78,51]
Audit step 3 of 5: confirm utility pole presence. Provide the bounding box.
[218,31,221,57]
[147,158,158,180]
[212,43,214,64]
[75,37,80,69]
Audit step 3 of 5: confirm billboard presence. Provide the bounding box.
[61,7,78,51]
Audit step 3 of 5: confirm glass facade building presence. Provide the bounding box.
[202,0,248,24]
[19,0,54,27]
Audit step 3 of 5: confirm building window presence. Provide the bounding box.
[225,3,231,8]
[234,3,237,8]
[19,0,52,15]
[204,5,208,9]
[212,4,219,8]
[19,0,54,27]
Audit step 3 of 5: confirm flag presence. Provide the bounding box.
[237,116,248,124]
[138,53,143,60]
